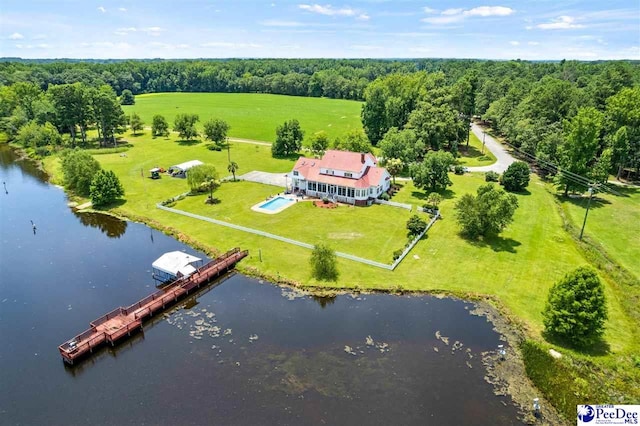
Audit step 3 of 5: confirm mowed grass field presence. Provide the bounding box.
[45,129,636,357]
[456,131,497,167]
[176,182,412,263]
[122,93,363,143]
[559,186,640,280]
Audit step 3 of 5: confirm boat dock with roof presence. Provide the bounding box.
[58,247,248,365]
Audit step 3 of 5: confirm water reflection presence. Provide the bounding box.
[311,294,337,308]
[73,211,128,238]
[0,144,49,183]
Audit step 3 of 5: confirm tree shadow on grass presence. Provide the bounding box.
[558,194,612,210]
[459,144,484,159]
[176,139,202,146]
[272,152,303,161]
[129,132,145,138]
[541,330,611,357]
[509,188,532,196]
[411,188,456,201]
[466,234,521,253]
[609,185,640,198]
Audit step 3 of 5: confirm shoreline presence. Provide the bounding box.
[0,143,576,424]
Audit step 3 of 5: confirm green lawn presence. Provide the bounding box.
[559,186,640,281]
[175,181,413,264]
[122,93,363,143]
[456,131,497,167]
[45,130,636,356]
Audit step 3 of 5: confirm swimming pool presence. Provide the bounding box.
[259,196,294,211]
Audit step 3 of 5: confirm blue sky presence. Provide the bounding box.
[1,0,638,59]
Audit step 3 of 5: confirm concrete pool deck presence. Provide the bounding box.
[251,195,298,214]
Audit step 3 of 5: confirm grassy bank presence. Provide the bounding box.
[558,186,640,281]
[122,92,363,143]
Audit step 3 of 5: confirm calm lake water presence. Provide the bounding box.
[0,145,522,425]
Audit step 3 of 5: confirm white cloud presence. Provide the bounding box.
[409,46,432,53]
[357,13,370,21]
[423,5,514,25]
[97,6,106,13]
[509,40,520,46]
[299,4,356,17]
[528,41,539,46]
[9,32,24,40]
[442,8,463,16]
[536,16,584,30]
[423,7,437,14]
[118,7,127,12]
[142,27,164,36]
[261,20,305,27]
[149,42,189,49]
[465,6,513,17]
[350,44,380,50]
[200,42,262,48]
[114,27,137,36]
[81,41,131,49]
[15,43,50,49]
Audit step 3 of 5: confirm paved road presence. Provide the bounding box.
[467,123,516,173]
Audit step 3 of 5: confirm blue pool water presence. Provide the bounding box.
[260,196,294,211]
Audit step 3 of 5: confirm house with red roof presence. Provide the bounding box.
[291,150,391,206]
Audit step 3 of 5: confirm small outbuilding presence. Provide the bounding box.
[168,160,204,178]
[152,251,204,283]
[149,167,161,179]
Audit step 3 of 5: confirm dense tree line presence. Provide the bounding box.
[1,81,126,149]
[363,60,640,185]
[1,58,639,181]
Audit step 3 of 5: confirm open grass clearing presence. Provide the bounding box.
[174,181,414,264]
[456,131,497,167]
[122,93,363,143]
[558,185,640,281]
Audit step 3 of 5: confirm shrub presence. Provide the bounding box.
[454,183,518,239]
[425,192,443,209]
[454,165,465,175]
[485,171,500,182]
[406,214,427,236]
[379,192,390,201]
[392,249,404,261]
[90,169,124,207]
[543,267,608,347]
[310,243,338,281]
[60,149,101,196]
[502,161,530,192]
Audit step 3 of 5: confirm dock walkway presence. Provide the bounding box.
[58,248,248,365]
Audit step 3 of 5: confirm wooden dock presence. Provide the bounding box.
[59,248,248,365]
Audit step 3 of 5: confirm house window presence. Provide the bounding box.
[347,188,354,198]
[344,172,352,178]
[293,171,299,176]
[309,182,317,191]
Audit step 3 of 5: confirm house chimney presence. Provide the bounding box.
[361,153,365,163]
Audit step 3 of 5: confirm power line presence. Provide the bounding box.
[502,140,622,196]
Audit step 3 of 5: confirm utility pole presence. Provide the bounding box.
[579,186,594,241]
[481,132,486,155]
